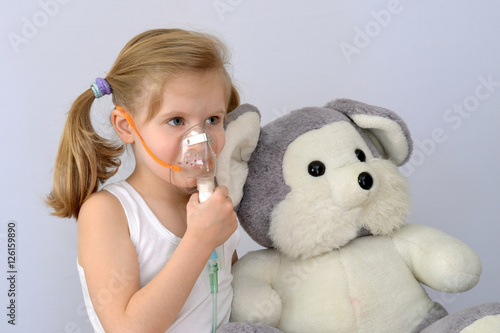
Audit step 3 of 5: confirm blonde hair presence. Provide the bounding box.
[47,28,240,219]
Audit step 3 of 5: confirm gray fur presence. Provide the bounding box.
[229,99,500,332]
[420,303,500,333]
[411,302,448,333]
[326,98,414,165]
[238,106,355,247]
[237,99,408,248]
[225,103,261,129]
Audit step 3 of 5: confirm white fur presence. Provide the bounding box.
[358,159,410,236]
[216,111,260,206]
[392,223,482,293]
[231,235,438,333]
[269,122,410,259]
[231,224,483,332]
[229,112,491,332]
[350,114,410,165]
[230,249,282,326]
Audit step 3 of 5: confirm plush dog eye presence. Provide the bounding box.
[308,161,326,177]
[355,149,366,162]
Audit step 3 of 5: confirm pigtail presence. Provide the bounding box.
[46,89,124,219]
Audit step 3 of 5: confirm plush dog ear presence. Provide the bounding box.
[216,104,261,206]
[325,99,413,166]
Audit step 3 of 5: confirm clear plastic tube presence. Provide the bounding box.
[212,284,217,333]
[211,291,218,333]
[208,260,219,333]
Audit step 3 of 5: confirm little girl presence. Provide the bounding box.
[47,29,240,332]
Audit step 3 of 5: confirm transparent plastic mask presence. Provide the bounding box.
[170,122,217,196]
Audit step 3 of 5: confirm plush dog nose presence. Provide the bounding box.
[358,172,373,190]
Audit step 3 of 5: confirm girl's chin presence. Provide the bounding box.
[170,183,198,196]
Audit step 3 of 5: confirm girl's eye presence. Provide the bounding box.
[168,118,184,126]
[206,116,219,125]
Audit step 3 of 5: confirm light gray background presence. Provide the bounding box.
[1,1,499,332]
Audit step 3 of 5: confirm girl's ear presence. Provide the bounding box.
[111,109,135,144]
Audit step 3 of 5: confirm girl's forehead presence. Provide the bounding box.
[134,70,229,123]
[158,73,227,111]
[163,71,227,94]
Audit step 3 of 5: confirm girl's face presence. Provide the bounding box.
[131,70,227,189]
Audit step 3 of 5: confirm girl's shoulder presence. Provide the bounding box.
[80,189,122,217]
[77,188,128,233]
[77,188,132,265]
[79,180,133,218]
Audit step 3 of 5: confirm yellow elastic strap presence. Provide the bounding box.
[115,106,180,172]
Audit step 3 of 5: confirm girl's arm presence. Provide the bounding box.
[77,186,237,333]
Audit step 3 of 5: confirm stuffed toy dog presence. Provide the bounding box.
[216,99,500,333]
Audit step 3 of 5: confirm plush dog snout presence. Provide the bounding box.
[358,172,373,190]
[328,166,377,210]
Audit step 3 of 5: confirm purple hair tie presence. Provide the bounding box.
[91,78,112,98]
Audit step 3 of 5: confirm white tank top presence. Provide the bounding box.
[77,180,240,332]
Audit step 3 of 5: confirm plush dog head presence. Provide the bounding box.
[217,99,413,260]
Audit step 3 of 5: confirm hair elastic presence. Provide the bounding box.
[91,78,112,98]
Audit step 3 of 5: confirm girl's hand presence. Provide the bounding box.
[185,185,237,251]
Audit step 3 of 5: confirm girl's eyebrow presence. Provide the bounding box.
[158,109,227,119]
[207,107,227,115]
[156,109,190,119]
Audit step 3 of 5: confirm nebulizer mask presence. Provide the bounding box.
[116,106,224,332]
[169,123,217,199]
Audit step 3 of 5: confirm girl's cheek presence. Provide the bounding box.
[216,127,226,147]
[214,134,225,155]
